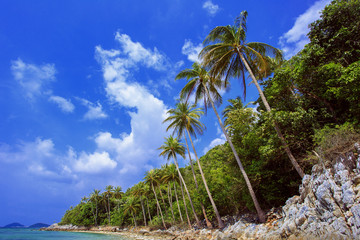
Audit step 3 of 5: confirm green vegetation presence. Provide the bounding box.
[60,0,360,229]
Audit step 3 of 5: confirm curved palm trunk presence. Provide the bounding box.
[107,195,111,225]
[158,186,168,217]
[146,198,152,223]
[140,196,147,226]
[90,201,98,226]
[131,210,138,227]
[204,85,266,223]
[174,181,184,222]
[172,153,201,228]
[151,182,167,229]
[238,52,305,178]
[179,177,192,228]
[184,136,213,228]
[167,183,176,222]
[187,128,225,228]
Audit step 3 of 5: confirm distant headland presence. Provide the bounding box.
[1,222,50,229]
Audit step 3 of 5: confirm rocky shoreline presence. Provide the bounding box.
[43,143,360,239]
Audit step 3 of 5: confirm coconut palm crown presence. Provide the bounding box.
[200,10,282,99]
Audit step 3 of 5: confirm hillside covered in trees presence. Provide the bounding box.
[59,0,360,229]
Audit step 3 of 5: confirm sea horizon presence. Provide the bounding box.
[0,228,128,240]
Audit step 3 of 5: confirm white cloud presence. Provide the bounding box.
[0,137,118,179]
[0,138,78,182]
[182,39,203,62]
[279,0,331,59]
[11,59,56,99]
[78,98,108,120]
[95,32,170,176]
[72,151,117,174]
[203,0,219,16]
[49,95,75,113]
[203,134,226,154]
[115,32,168,71]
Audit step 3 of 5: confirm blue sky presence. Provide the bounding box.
[0,0,330,226]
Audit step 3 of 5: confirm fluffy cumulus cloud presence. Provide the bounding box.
[0,137,118,181]
[72,151,117,174]
[95,32,170,175]
[11,59,56,99]
[202,135,226,154]
[203,0,219,16]
[49,95,75,113]
[0,138,76,181]
[77,98,107,120]
[279,0,331,59]
[182,39,203,62]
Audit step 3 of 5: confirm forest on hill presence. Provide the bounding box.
[59,0,360,229]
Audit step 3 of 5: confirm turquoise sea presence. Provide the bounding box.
[0,228,129,240]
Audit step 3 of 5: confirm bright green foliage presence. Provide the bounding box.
[308,0,360,66]
[59,0,360,228]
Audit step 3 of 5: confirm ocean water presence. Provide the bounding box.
[0,228,128,240]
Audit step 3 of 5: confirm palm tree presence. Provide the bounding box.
[161,166,176,223]
[123,196,140,227]
[176,62,266,223]
[154,168,169,218]
[113,186,123,211]
[164,102,223,228]
[144,169,167,229]
[103,185,114,225]
[158,136,201,228]
[90,189,100,226]
[162,164,184,223]
[141,183,153,224]
[132,182,148,226]
[200,11,304,178]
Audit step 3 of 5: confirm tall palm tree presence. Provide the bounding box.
[154,168,169,218]
[200,11,304,178]
[103,185,114,225]
[164,102,223,228]
[162,164,184,223]
[158,136,201,228]
[132,182,148,226]
[123,196,140,227]
[144,169,167,229]
[176,62,266,223]
[142,183,153,224]
[90,189,100,226]
[113,186,123,211]
[161,166,176,223]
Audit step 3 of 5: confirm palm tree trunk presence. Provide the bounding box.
[184,135,212,228]
[187,128,224,228]
[204,85,266,223]
[132,210,137,227]
[146,198,152,223]
[167,183,176,222]
[151,182,167,229]
[174,181,184,222]
[172,153,201,227]
[238,52,304,178]
[158,186,168,217]
[107,196,111,225]
[140,196,147,226]
[179,177,192,228]
[90,202,97,226]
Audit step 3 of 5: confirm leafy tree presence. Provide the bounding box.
[144,169,167,229]
[199,11,304,182]
[176,62,266,223]
[123,196,140,227]
[158,136,201,227]
[164,102,221,228]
